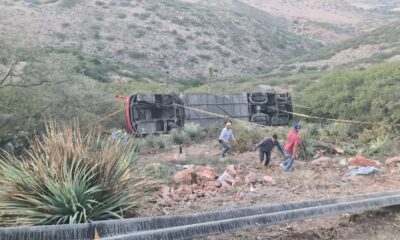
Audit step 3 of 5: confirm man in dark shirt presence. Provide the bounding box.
[254,134,285,167]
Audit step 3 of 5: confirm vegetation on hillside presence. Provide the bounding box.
[295,62,400,124]
[292,19,400,67]
[0,0,315,78]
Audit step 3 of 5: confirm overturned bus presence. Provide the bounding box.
[124,92,292,135]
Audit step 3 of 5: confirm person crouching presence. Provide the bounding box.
[254,134,285,167]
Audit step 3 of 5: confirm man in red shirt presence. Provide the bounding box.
[280,123,302,171]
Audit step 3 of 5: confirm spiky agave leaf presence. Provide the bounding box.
[0,121,159,226]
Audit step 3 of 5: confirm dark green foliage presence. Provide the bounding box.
[296,62,400,124]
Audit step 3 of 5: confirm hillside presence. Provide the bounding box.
[0,0,315,78]
[236,0,400,43]
[276,19,400,73]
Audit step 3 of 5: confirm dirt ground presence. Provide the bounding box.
[139,138,400,240]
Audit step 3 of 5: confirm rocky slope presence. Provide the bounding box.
[0,0,315,78]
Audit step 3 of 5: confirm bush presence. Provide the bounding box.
[171,129,189,145]
[143,135,168,149]
[367,136,388,156]
[0,122,159,226]
[231,123,271,153]
[183,122,201,140]
[296,62,400,124]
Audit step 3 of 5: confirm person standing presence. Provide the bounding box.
[254,134,285,167]
[281,123,302,171]
[219,122,236,158]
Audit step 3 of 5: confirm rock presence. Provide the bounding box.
[245,172,257,191]
[226,165,237,177]
[159,185,171,197]
[191,184,200,191]
[262,176,276,186]
[175,185,193,195]
[311,157,332,167]
[385,156,400,165]
[245,172,257,185]
[173,169,197,184]
[203,180,222,189]
[171,194,181,202]
[195,166,219,183]
[348,155,381,167]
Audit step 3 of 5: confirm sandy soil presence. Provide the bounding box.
[139,138,400,240]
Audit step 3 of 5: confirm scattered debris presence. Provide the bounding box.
[173,169,197,184]
[262,176,276,186]
[195,166,219,184]
[345,166,380,177]
[348,155,381,167]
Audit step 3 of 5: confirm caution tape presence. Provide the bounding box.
[174,103,400,128]
[268,107,400,127]
[97,108,125,123]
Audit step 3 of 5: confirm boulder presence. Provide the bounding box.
[311,157,332,167]
[385,156,400,165]
[262,176,276,186]
[195,166,218,183]
[348,155,381,167]
[173,169,197,184]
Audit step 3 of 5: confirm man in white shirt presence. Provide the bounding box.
[218,122,236,158]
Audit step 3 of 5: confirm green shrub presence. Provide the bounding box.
[232,123,266,153]
[183,122,201,140]
[171,129,189,145]
[0,122,159,226]
[367,136,388,156]
[296,62,400,124]
[117,13,127,19]
[143,135,168,149]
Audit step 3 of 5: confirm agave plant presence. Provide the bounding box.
[367,135,388,155]
[171,129,189,145]
[183,122,201,140]
[0,121,159,226]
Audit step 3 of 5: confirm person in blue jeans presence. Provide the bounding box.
[280,123,302,171]
[218,122,236,158]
